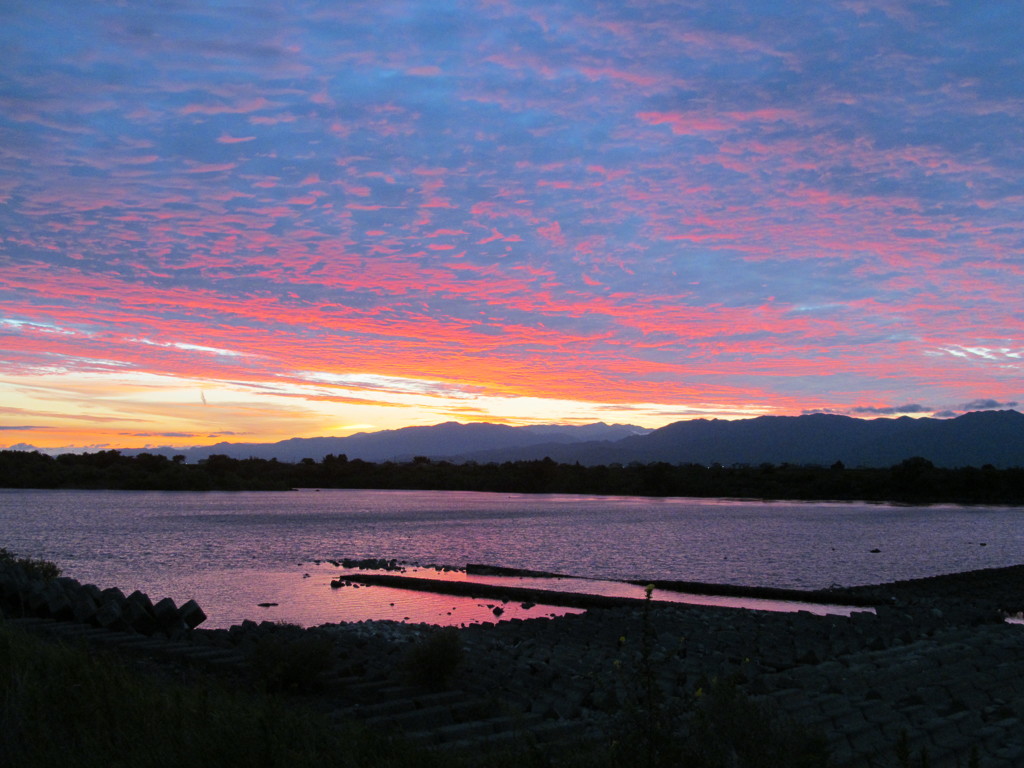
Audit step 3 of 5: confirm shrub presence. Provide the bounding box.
[0,548,61,581]
[682,678,831,768]
[401,627,464,689]
[249,627,336,693]
[0,624,379,768]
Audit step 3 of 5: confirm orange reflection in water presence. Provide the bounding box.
[333,566,875,618]
[181,563,870,630]
[193,564,583,630]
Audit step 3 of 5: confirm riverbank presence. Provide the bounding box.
[204,563,1024,766]
[6,448,1024,504]
[4,557,1024,766]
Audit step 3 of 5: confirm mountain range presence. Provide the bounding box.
[128,422,648,464]
[128,410,1024,468]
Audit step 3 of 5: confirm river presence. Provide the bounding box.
[2,488,1021,628]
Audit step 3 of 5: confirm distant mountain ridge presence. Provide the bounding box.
[128,421,649,464]
[128,410,1024,468]
[455,410,1024,468]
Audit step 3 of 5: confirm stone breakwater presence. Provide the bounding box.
[0,562,206,637]
[443,600,1022,766]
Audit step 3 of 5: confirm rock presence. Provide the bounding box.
[180,599,207,629]
[81,583,103,603]
[44,584,73,621]
[72,591,99,624]
[24,582,48,614]
[55,576,82,594]
[153,596,178,620]
[101,587,127,604]
[127,590,155,613]
[95,598,128,631]
[123,597,159,635]
[153,596,186,635]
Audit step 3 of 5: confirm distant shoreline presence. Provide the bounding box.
[4,449,1024,504]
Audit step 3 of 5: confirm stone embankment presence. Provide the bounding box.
[5,555,1024,766]
[203,566,1024,766]
[0,563,206,637]
[442,597,1023,766]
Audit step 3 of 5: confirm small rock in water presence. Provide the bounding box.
[257,602,278,608]
[492,606,504,617]
[869,548,881,553]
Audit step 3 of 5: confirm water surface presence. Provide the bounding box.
[3,488,1021,628]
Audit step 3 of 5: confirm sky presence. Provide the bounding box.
[2,0,1023,453]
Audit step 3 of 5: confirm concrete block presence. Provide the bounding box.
[180,599,207,629]
[123,598,159,635]
[95,599,128,631]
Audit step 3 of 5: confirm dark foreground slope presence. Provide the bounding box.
[6,552,1024,768]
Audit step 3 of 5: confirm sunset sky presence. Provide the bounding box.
[2,1,1023,453]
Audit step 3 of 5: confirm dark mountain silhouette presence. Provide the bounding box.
[128,410,1024,468]
[128,421,649,464]
[454,410,1024,468]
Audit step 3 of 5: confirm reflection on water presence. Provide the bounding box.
[336,566,873,619]
[202,564,584,629]
[204,564,867,629]
[2,488,1021,628]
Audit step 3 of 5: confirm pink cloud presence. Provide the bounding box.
[217,134,257,144]
[637,111,733,134]
[180,97,274,115]
[407,65,442,76]
[183,162,237,174]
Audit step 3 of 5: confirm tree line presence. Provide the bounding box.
[2,449,1024,504]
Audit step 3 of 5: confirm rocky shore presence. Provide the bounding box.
[192,564,1024,766]
[5,557,1024,767]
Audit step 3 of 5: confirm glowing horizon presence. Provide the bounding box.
[2,1,1022,452]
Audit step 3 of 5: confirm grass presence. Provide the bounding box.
[1,547,832,768]
[400,626,465,689]
[602,585,833,768]
[0,619,832,768]
[248,624,336,693]
[0,623,446,768]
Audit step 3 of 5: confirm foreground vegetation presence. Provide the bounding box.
[0,620,834,768]
[0,623,431,768]
[3,448,1024,503]
[1,547,831,768]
